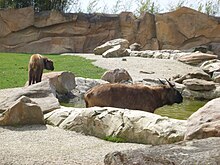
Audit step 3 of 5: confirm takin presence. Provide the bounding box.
[28,54,54,85]
[84,80,183,113]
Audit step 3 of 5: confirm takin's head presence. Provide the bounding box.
[44,58,54,71]
[159,79,183,105]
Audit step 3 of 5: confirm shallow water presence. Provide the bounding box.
[61,99,207,120]
[155,99,207,120]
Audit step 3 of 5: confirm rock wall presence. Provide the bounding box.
[0,7,220,54]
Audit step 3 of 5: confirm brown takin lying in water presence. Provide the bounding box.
[84,80,183,113]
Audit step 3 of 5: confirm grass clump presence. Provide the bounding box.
[103,136,126,143]
[0,53,106,89]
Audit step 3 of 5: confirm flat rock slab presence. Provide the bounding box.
[104,137,220,165]
[183,78,216,91]
[0,81,60,114]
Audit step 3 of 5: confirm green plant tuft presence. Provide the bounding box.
[103,136,126,143]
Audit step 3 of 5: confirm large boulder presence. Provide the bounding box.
[102,45,130,58]
[66,77,108,107]
[101,68,132,83]
[177,52,218,65]
[104,137,220,165]
[183,78,216,91]
[45,107,186,145]
[42,71,76,94]
[185,98,220,140]
[94,38,129,55]
[74,77,107,97]
[0,81,60,114]
[0,96,44,126]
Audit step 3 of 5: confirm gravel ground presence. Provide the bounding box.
[71,53,201,81]
[0,125,146,165]
[0,54,200,165]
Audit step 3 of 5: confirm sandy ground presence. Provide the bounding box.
[0,54,200,165]
[71,53,200,81]
[0,125,146,165]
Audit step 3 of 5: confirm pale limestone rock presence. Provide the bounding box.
[101,68,132,83]
[172,70,212,83]
[178,52,218,65]
[102,45,129,58]
[182,85,220,100]
[129,43,141,51]
[200,59,220,74]
[183,78,216,91]
[185,98,220,140]
[42,71,76,94]
[0,96,44,126]
[0,81,60,114]
[94,38,129,55]
[45,107,186,145]
[104,137,220,165]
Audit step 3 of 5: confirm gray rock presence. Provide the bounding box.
[45,107,186,145]
[183,78,216,91]
[102,45,130,58]
[173,70,212,83]
[178,52,218,65]
[200,59,220,74]
[182,85,220,100]
[129,50,143,57]
[104,137,220,165]
[185,97,220,140]
[42,71,76,94]
[75,77,107,97]
[101,68,132,83]
[0,81,60,114]
[129,43,141,51]
[214,75,220,83]
[0,96,44,126]
[94,38,129,55]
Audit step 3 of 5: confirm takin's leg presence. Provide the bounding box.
[29,69,34,85]
[32,72,37,84]
[36,69,43,83]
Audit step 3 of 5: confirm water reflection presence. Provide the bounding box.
[155,99,207,120]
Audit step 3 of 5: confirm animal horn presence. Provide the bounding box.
[158,78,166,85]
[165,78,175,88]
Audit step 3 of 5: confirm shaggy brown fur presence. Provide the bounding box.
[28,54,54,85]
[84,83,183,113]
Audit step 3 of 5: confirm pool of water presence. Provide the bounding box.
[61,99,207,120]
[155,99,207,120]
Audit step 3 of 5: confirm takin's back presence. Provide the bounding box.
[84,83,183,113]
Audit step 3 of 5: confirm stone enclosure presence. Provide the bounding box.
[1,6,220,164]
[0,7,220,54]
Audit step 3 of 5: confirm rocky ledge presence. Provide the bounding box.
[104,137,220,165]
